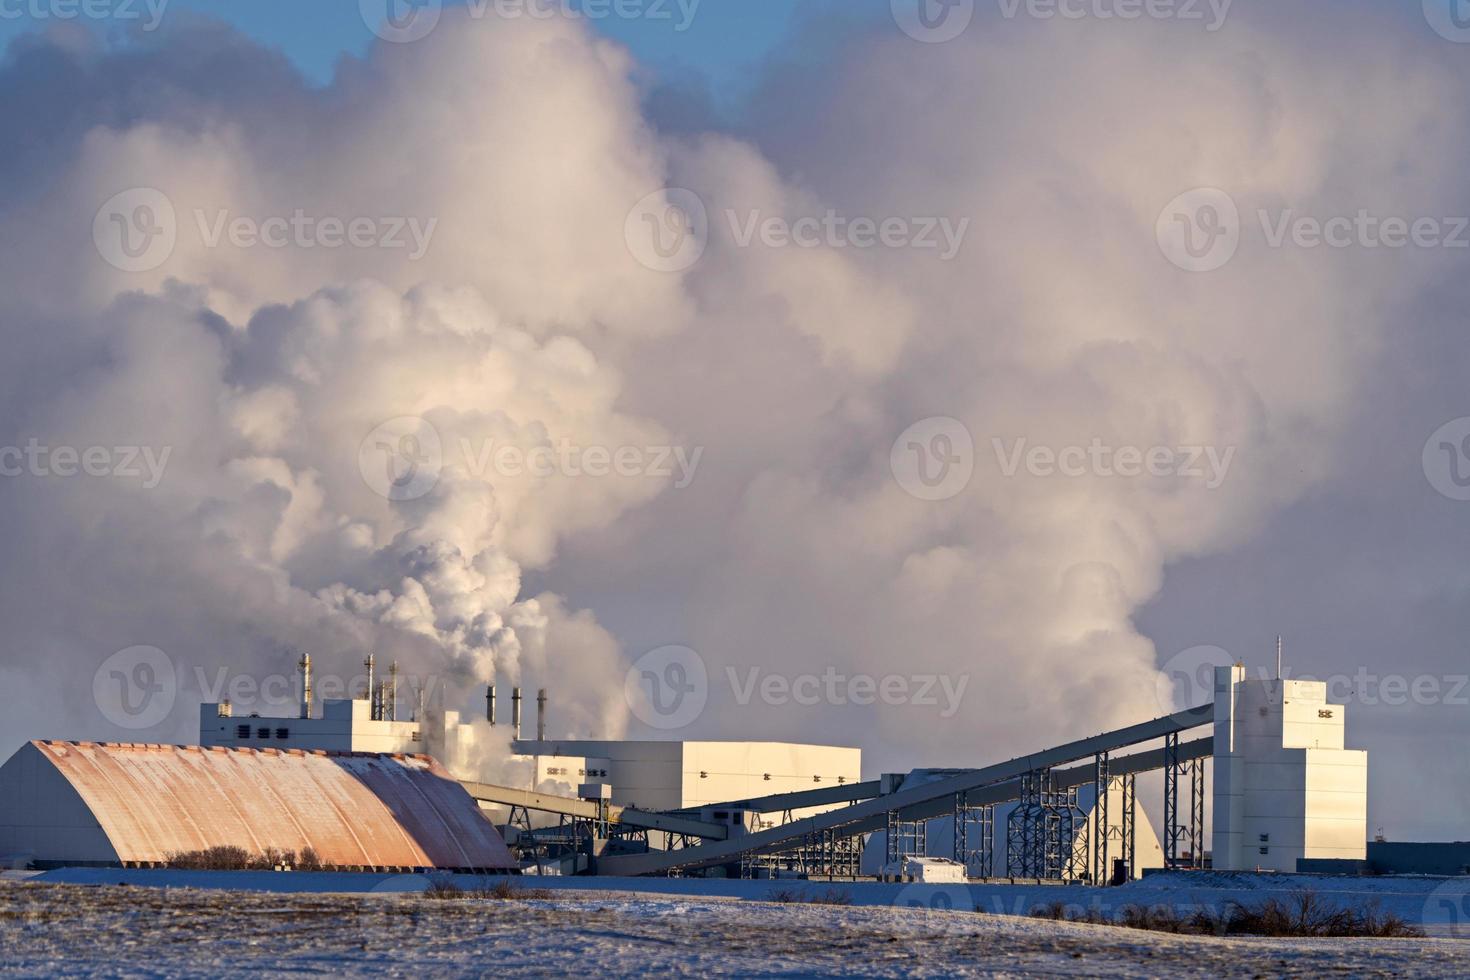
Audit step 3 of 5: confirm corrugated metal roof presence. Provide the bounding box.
[30,740,516,870]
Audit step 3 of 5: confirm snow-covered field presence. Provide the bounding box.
[5,872,1470,977]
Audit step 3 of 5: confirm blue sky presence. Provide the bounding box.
[0,0,832,95]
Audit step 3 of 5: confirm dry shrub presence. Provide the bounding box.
[1037,890,1423,939]
[769,886,854,906]
[424,877,552,901]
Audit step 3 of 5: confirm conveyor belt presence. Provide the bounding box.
[598,705,1214,876]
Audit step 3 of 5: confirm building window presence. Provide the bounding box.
[275,728,289,740]
[1259,847,1270,855]
[257,728,270,739]
[236,725,251,739]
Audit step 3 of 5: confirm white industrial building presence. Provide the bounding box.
[516,738,862,814]
[198,675,861,823]
[1211,664,1368,872]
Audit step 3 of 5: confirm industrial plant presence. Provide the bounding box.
[1,652,1390,883]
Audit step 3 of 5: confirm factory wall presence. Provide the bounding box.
[514,739,862,812]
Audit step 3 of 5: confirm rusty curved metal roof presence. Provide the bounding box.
[29,740,516,869]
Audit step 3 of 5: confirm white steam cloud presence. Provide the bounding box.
[0,5,1466,790]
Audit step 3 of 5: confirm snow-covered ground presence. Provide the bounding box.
[29,866,1470,935]
[5,872,1470,977]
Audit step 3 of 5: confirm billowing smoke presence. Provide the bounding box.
[1,5,1467,791]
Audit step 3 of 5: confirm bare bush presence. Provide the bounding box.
[1037,891,1423,939]
[769,886,854,906]
[423,877,552,901]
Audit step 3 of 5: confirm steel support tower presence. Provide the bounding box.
[954,791,995,878]
[1164,733,1206,870]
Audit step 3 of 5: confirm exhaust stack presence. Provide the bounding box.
[511,687,522,740]
[386,661,399,722]
[298,653,313,720]
[364,654,377,720]
[486,685,497,725]
[537,688,547,742]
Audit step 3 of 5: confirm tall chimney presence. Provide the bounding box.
[298,653,313,720]
[511,687,522,740]
[387,661,399,722]
[486,685,497,725]
[537,688,547,742]
[364,654,377,720]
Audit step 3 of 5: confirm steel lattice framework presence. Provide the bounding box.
[954,791,995,878]
[1164,733,1207,870]
[1006,769,1088,880]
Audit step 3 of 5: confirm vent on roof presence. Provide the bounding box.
[236,725,251,739]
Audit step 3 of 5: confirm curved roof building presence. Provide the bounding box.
[0,741,516,871]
